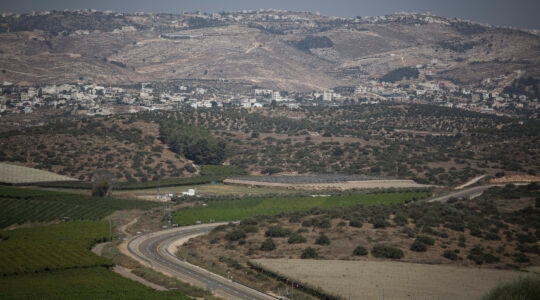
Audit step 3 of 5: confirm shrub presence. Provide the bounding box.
[470,228,483,237]
[288,233,307,244]
[442,250,459,261]
[260,238,276,251]
[242,225,259,233]
[289,214,301,223]
[393,213,408,226]
[240,218,258,226]
[301,247,318,259]
[372,244,404,259]
[416,235,435,246]
[401,226,415,237]
[349,219,363,228]
[481,277,540,300]
[513,253,530,263]
[315,233,331,246]
[225,229,246,241]
[92,179,110,197]
[484,232,501,241]
[516,233,537,244]
[353,246,368,256]
[265,226,291,238]
[467,245,500,265]
[370,216,387,229]
[410,240,427,252]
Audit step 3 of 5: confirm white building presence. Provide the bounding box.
[182,189,196,196]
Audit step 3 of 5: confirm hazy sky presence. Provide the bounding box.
[1,0,540,30]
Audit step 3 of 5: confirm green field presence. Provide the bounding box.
[0,267,191,300]
[173,191,427,225]
[0,221,111,275]
[0,186,157,229]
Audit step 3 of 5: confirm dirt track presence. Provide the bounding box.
[224,179,432,190]
[254,259,538,300]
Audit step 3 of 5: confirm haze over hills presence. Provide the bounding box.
[0,9,539,92]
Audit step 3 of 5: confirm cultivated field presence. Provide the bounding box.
[0,221,111,275]
[172,191,428,225]
[0,186,157,229]
[0,162,77,184]
[0,267,190,300]
[254,259,538,300]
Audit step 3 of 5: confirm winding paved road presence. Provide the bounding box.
[126,184,507,299]
[127,223,276,300]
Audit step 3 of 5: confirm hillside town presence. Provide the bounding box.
[1,73,539,127]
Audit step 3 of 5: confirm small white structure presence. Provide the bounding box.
[182,188,196,196]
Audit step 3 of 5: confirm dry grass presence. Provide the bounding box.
[224,179,433,191]
[254,259,538,300]
[0,162,77,184]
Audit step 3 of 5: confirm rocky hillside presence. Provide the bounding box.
[0,10,539,91]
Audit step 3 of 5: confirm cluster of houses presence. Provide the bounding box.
[1,75,539,121]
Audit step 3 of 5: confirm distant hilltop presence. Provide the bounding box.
[0,9,538,91]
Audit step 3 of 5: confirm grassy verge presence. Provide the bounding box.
[101,243,222,300]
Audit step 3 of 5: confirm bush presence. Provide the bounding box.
[410,240,427,252]
[353,246,368,256]
[484,232,501,241]
[240,218,258,226]
[442,250,459,261]
[481,277,540,300]
[393,213,408,226]
[372,244,404,259]
[242,225,259,233]
[288,233,307,244]
[260,238,276,251]
[370,216,387,229]
[288,214,301,223]
[315,233,331,246]
[467,245,500,265]
[225,229,246,241]
[301,247,318,259]
[349,219,363,228]
[516,233,537,244]
[265,226,291,238]
[91,179,110,197]
[416,235,435,246]
[513,253,530,263]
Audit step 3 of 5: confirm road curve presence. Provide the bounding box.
[127,223,276,300]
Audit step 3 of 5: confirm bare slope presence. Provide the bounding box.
[254,259,537,300]
[0,162,77,183]
[0,11,539,90]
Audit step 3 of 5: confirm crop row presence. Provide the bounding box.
[0,267,190,300]
[173,191,427,225]
[0,240,111,275]
[0,186,157,228]
[0,221,111,275]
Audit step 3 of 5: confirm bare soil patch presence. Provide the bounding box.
[253,259,537,300]
[224,179,432,191]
